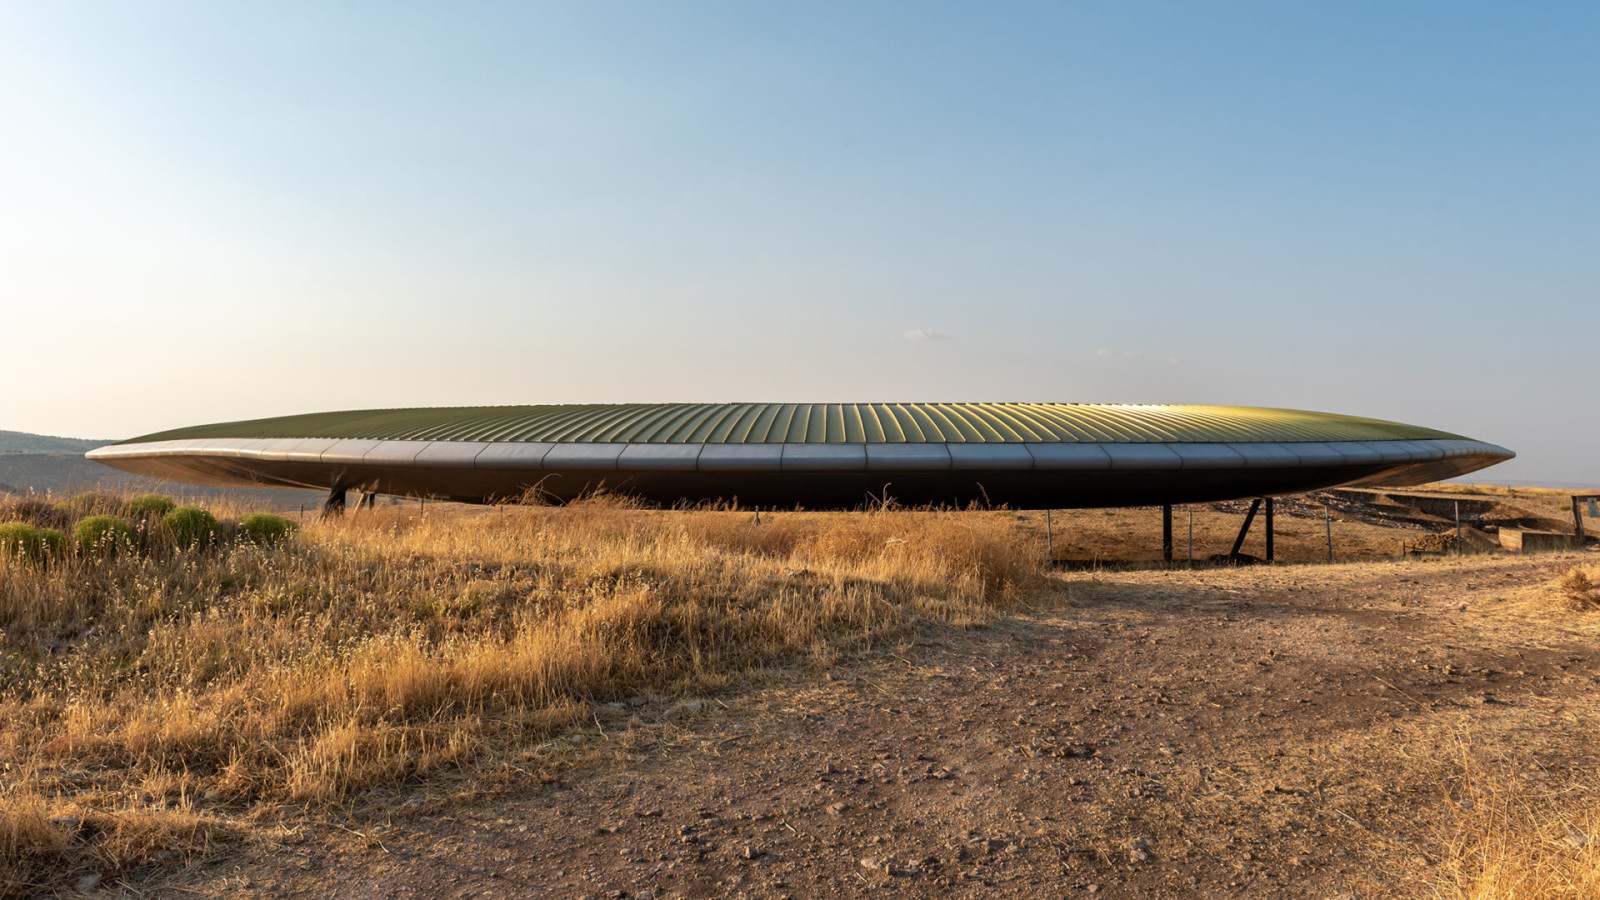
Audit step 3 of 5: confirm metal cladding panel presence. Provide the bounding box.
[1229,443,1302,469]
[121,440,192,459]
[247,440,290,462]
[1026,443,1112,470]
[84,442,143,461]
[1103,444,1184,470]
[948,444,1034,471]
[259,438,333,463]
[415,441,491,466]
[1426,439,1471,457]
[1362,441,1420,464]
[543,443,624,470]
[1323,441,1385,465]
[1465,438,1510,458]
[360,441,433,466]
[87,440,157,460]
[319,439,387,465]
[865,444,953,472]
[474,443,554,468]
[1435,439,1492,459]
[187,438,250,458]
[782,444,867,472]
[1282,442,1348,467]
[1167,443,1246,469]
[1390,440,1446,462]
[120,438,221,458]
[107,440,160,458]
[1472,441,1512,460]
[1465,440,1509,458]
[1349,441,1401,465]
[618,444,704,471]
[218,439,278,460]
[697,445,784,471]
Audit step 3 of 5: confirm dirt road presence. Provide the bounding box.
[160,554,1600,899]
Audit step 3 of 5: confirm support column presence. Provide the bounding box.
[321,485,347,519]
[1264,497,1275,562]
[359,492,377,511]
[1162,504,1173,562]
[1325,504,1333,562]
[1230,498,1262,561]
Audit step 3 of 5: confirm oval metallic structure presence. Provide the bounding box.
[86,403,1514,509]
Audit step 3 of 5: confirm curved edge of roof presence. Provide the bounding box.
[88,436,1514,475]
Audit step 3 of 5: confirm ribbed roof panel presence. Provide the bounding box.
[118,404,1467,446]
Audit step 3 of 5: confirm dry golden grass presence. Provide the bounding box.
[1,482,1586,895]
[0,495,1047,896]
[1417,568,1600,899]
[1426,744,1600,899]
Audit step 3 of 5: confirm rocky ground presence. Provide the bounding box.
[141,552,1599,899]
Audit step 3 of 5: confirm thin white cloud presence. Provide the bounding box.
[902,328,948,343]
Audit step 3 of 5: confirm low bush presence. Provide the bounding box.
[163,506,218,548]
[0,522,62,563]
[122,494,176,518]
[61,491,123,516]
[74,515,138,555]
[37,528,64,558]
[0,498,70,530]
[239,513,296,544]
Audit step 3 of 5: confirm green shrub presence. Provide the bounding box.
[122,494,176,518]
[37,528,64,557]
[75,515,137,555]
[238,513,296,545]
[162,506,218,548]
[61,492,122,516]
[0,522,62,563]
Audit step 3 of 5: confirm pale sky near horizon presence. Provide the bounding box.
[2,2,1595,483]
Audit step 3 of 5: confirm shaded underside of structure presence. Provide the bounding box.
[88,403,1515,509]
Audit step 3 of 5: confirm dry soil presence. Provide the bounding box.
[140,551,1600,899]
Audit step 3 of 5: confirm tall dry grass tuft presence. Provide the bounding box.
[1553,567,1600,611]
[1428,749,1600,899]
[0,495,1046,894]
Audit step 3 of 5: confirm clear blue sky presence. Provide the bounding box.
[2,2,1594,482]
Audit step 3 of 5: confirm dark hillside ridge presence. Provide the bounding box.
[0,452,323,510]
[0,430,110,453]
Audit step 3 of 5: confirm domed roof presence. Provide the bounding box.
[92,403,1512,509]
[120,402,1464,445]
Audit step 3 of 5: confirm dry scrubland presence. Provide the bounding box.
[0,493,1040,896]
[0,487,1596,898]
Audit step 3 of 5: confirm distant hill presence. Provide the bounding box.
[0,432,325,511]
[0,430,111,453]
